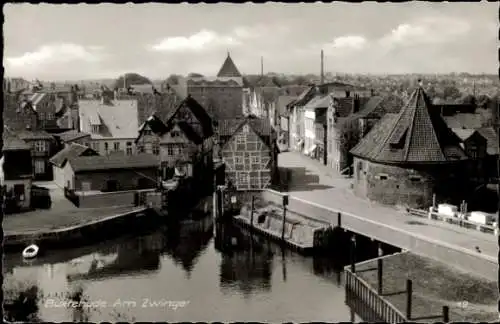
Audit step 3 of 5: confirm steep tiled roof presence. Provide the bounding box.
[218,115,274,147]
[176,121,203,145]
[477,127,498,155]
[30,92,47,106]
[69,153,160,172]
[216,53,242,78]
[304,95,328,111]
[351,87,467,164]
[349,95,403,121]
[138,114,169,136]
[58,130,91,143]
[276,95,296,116]
[136,92,181,125]
[17,130,54,141]
[79,99,139,139]
[3,129,31,151]
[442,113,484,129]
[49,143,98,168]
[294,86,315,106]
[165,96,213,139]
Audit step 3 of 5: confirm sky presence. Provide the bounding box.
[4,3,498,81]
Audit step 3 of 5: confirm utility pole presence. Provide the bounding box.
[320,49,324,86]
[261,56,264,78]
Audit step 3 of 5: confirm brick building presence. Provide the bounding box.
[61,154,159,192]
[187,53,244,120]
[350,86,470,208]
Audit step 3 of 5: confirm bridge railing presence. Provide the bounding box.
[407,208,497,235]
[345,268,407,323]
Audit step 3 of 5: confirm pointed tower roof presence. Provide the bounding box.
[350,85,467,164]
[216,53,242,78]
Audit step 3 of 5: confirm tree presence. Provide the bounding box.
[114,73,152,89]
[166,74,181,85]
[187,73,204,78]
[442,86,461,101]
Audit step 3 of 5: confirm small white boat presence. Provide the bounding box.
[22,244,39,259]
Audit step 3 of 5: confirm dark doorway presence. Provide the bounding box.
[137,178,150,189]
[106,180,118,192]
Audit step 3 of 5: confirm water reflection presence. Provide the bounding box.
[4,216,361,322]
[218,227,273,297]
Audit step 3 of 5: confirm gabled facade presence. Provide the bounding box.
[16,130,57,180]
[78,91,139,156]
[187,53,244,119]
[218,116,278,191]
[49,143,100,189]
[2,130,33,212]
[4,93,39,132]
[135,96,214,193]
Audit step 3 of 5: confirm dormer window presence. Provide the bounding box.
[91,125,100,134]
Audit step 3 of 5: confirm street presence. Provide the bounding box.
[278,151,498,258]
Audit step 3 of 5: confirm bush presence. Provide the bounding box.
[3,278,41,322]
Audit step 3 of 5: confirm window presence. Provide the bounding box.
[378,174,388,180]
[145,143,153,154]
[153,144,160,155]
[84,142,90,147]
[14,184,25,201]
[138,145,144,153]
[167,144,174,155]
[114,142,120,151]
[92,125,99,134]
[47,112,54,120]
[104,142,109,152]
[236,134,245,144]
[126,142,133,155]
[143,130,152,136]
[409,176,422,182]
[237,172,250,186]
[250,156,259,164]
[34,160,45,174]
[34,141,46,152]
[39,112,45,120]
[235,156,243,164]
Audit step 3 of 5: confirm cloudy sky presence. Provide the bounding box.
[4,3,498,80]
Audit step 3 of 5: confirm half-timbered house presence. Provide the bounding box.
[135,95,214,195]
[218,116,278,191]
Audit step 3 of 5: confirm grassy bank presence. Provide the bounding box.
[355,252,497,322]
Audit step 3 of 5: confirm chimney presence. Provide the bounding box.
[352,94,360,114]
[320,49,324,85]
[261,56,264,77]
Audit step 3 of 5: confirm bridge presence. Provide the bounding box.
[265,152,497,281]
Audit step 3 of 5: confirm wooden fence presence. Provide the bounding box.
[407,208,497,235]
[345,268,407,323]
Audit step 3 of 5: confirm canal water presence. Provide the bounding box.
[4,216,361,322]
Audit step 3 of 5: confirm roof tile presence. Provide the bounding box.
[69,153,160,172]
[351,87,467,164]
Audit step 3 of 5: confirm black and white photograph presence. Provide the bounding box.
[2,2,499,322]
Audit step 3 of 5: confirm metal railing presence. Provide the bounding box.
[407,208,497,235]
[345,268,407,323]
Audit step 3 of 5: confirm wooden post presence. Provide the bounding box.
[250,195,255,229]
[406,279,412,320]
[281,195,289,241]
[377,242,383,295]
[350,234,356,273]
[442,305,449,323]
[432,193,436,210]
[337,212,342,227]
